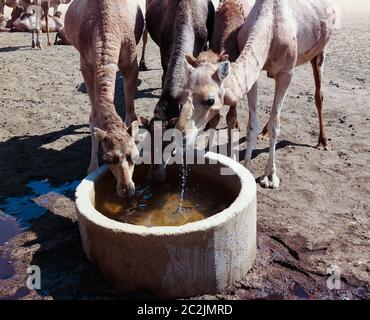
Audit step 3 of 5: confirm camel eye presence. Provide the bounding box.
[126,154,133,165]
[204,98,215,107]
[103,153,119,165]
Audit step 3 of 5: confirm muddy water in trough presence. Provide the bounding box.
[95,166,236,227]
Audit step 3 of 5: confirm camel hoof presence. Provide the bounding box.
[139,61,148,71]
[31,41,35,49]
[47,42,52,47]
[235,120,241,131]
[258,132,269,141]
[259,174,280,189]
[316,143,331,151]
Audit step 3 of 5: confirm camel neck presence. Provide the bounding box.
[93,100,123,131]
[163,2,195,100]
[225,0,274,104]
[158,0,213,119]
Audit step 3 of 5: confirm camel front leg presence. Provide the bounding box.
[120,59,139,127]
[88,121,100,174]
[139,25,148,71]
[260,72,293,189]
[36,29,42,49]
[244,82,259,168]
[41,2,51,46]
[226,105,238,159]
[81,61,99,173]
[31,30,35,48]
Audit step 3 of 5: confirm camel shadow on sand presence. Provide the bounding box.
[0,45,29,53]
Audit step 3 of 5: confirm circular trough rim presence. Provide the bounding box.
[75,152,256,236]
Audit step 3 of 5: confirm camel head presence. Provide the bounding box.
[94,122,139,198]
[177,51,231,146]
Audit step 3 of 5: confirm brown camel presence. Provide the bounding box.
[141,0,215,180]
[65,0,144,197]
[177,0,337,189]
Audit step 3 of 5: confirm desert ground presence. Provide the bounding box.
[0,0,369,299]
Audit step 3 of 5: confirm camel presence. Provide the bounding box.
[0,1,23,29]
[0,0,17,15]
[203,0,255,156]
[12,11,63,33]
[176,0,337,189]
[54,28,70,45]
[65,0,144,197]
[141,0,215,180]
[0,0,20,29]
[20,0,72,47]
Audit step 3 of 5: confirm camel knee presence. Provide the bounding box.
[267,121,279,140]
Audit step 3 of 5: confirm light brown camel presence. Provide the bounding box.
[65,0,144,197]
[203,0,255,156]
[177,0,337,189]
[140,0,215,180]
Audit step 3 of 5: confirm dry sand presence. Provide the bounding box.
[0,1,369,299]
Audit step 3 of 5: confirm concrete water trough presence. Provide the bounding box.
[75,152,257,298]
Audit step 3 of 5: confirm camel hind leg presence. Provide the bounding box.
[311,51,330,150]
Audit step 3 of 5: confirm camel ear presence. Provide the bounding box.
[219,53,229,62]
[184,56,195,74]
[127,120,139,137]
[217,61,230,81]
[93,127,107,141]
[185,55,197,67]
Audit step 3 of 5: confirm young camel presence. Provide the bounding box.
[65,0,144,197]
[141,0,215,180]
[177,0,337,189]
[202,0,255,156]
